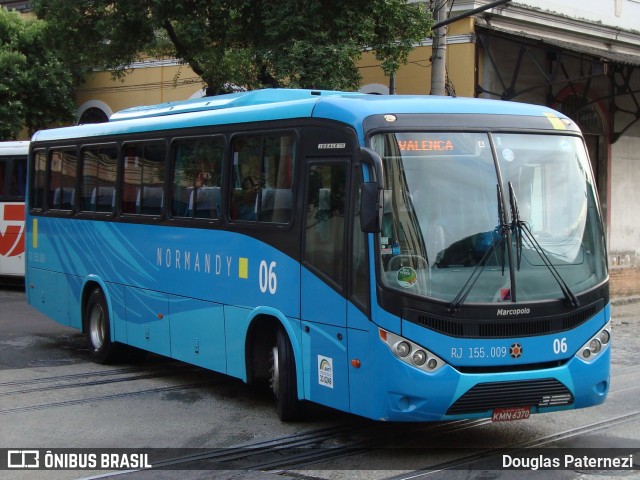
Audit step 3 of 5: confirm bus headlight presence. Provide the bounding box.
[412,350,427,366]
[396,341,411,357]
[578,323,610,363]
[380,328,445,373]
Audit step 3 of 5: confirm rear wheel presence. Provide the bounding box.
[270,327,304,421]
[84,288,118,364]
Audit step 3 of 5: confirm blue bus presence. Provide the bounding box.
[26,89,610,422]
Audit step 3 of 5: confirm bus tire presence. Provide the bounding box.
[270,327,304,421]
[84,288,118,364]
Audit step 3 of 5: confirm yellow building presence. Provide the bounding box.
[70,2,640,298]
[8,0,640,297]
[358,18,476,97]
[75,60,204,124]
[74,17,478,117]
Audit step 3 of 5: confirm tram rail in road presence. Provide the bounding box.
[71,363,640,478]
[1,287,639,480]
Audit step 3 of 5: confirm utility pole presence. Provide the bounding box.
[430,0,448,96]
[429,0,513,96]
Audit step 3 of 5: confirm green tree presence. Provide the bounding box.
[0,7,76,139]
[32,0,432,95]
[370,0,431,80]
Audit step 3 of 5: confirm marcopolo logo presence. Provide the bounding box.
[496,307,531,317]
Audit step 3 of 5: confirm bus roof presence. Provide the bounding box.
[108,88,356,121]
[30,89,574,143]
[0,141,29,155]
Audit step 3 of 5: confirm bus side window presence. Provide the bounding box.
[304,162,348,284]
[48,148,77,211]
[122,141,166,216]
[31,150,47,209]
[230,133,295,223]
[189,186,220,218]
[80,146,118,213]
[0,160,5,196]
[10,157,26,198]
[52,187,75,209]
[171,136,224,219]
[261,188,292,223]
[137,186,164,215]
[233,175,259,221]
[91,186,115,211]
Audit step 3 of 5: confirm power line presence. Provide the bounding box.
[80,76,203,95]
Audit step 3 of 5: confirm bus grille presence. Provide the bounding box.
[446,378,574,415]
[406,301,599,338]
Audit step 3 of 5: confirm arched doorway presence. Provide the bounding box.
[76,100,113,125]
[78,107,109,124]
[359,83,389,95]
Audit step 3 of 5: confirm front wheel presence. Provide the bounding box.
[270,327,304,421]
[84,288,119,364]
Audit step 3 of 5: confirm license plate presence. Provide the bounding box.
[491,406,531,422]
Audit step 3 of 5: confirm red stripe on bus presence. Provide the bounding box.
[3,204,25,221]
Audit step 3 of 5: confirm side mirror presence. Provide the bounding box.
[361,182,382,233]
[358,147,384,233]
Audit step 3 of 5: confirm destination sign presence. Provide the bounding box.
[397,139,454,152]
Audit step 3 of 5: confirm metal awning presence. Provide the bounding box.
[475,17,640,143]
[475,18,640,67]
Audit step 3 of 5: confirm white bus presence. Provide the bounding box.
[0,141,28,281]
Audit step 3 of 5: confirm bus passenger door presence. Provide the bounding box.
[301,159,350,411]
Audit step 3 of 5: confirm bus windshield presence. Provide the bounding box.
[371,131,607,304]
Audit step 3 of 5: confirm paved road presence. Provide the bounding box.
[0,286,638,480]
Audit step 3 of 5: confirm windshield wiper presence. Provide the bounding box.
[509,182,523,271]
[497,183,508,275]
[508,182,580,308]
[448,186,510,312]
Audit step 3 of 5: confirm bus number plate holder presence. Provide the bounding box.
[491,406,531,422]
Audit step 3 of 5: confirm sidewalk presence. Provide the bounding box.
[611,294,640,305]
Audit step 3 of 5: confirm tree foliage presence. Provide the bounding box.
[369,0,431,78]
[0,7,76,139]
[32,0,432,95]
